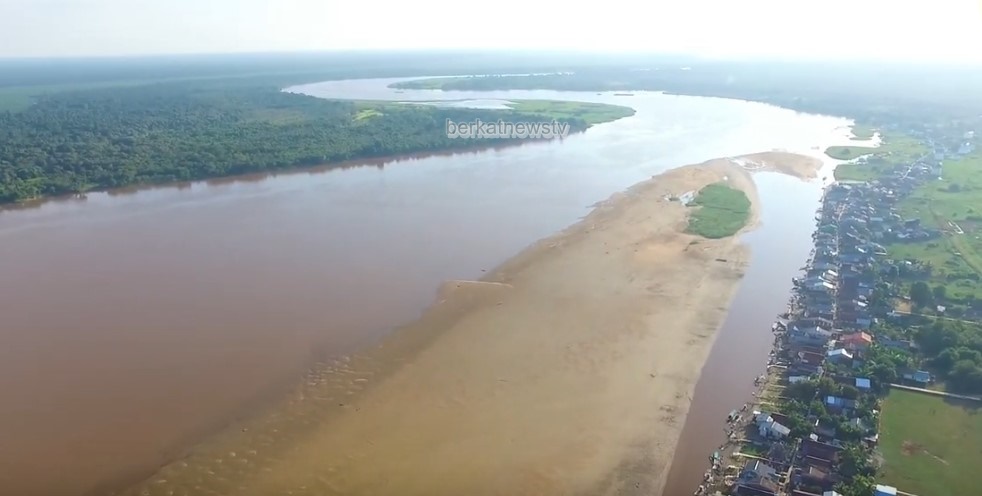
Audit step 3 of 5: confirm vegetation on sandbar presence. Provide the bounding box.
[506,100,635,125]
[685,183,752,239]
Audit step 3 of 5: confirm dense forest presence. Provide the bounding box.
[0,82,593,203]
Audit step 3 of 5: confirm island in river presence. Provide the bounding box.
[115,152,822,496]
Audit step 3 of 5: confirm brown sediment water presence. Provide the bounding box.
[0,78,849,496]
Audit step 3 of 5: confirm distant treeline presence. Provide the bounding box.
[392,63,982,126]
[0,83,591,203]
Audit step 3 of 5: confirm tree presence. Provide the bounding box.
[910,281,933,308]
[785,380,818,402]
[836,421,864,443]
[836,474,875,496]
[868,362,898,386]
[839,384,861,400]
[949,360,982,393]
[838,445,875,479]
[932,284,947,302]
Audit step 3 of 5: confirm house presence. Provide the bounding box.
[790,326,834,349]
[801,438,842,462]
[823,492,843,496]
[735,460,780,496]
[826,348,854,364]
[902,369,932,385]
[840,332,873,351]
[855,377,872,391]
[755,412,791,439]
[814,418,837,438]
[793,350,827,375]
[878,337,914,351]
[741,459,777,481]
[796,465,834,491]
[874,485,898,496]
[803,455,834,473]
[825,395,856,413]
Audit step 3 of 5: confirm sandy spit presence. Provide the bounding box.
[115,152,821,496]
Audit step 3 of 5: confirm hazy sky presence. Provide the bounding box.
[2,0,982,61]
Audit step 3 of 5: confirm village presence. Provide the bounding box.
[693,129,981,496]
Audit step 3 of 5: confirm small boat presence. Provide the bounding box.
[727,410,738,422]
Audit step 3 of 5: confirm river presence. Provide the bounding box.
[0,77,853,496]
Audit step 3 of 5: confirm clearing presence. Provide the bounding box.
[877,388,981,496]
[889,150,982,302]
[832,131,929,181]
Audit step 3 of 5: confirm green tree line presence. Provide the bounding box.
[0,82,590,203]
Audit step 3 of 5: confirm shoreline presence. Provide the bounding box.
[0,140,558,215]
[114,152,822,496]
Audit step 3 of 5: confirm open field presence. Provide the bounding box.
[889,150,982,302]
[831,131,929,181]
[850,123,876,140]
[686,183,752,239]
[825,145,878,160]
[878,389,982,496]
[506,100,636,125]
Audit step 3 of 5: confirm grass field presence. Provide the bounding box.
[685,183,752,239]
[834,159,897,182]
[850,123,877,140]
[506,100,635,125]
[878,389,982,496]
[889,150,982,301]
[833,132,930,181]
[825,145,878,160]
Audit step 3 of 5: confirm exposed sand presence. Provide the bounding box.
[116,152,820,496]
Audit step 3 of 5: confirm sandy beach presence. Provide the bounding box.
[117,152,821,496]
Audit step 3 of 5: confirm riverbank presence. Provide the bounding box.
[115,152,821,496]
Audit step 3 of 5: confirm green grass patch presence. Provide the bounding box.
[878,389,982,496]
[890,150,982,300]
[851,123,877,140]
[826,145,879,160]
[506,100,635,125]
[353,108,383,121]
[685,183,752,239]
[834,160,895,182]
[833,131,930,180]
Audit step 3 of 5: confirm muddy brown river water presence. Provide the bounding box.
[0,78,855,495]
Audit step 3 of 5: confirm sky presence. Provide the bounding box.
[1,0,981,61]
